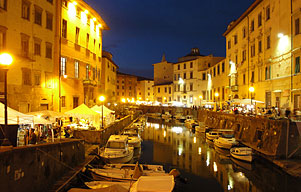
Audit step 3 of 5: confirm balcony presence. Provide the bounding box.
[83,79,97,87]
[231,85,238,92]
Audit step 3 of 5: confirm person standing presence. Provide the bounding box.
[29,129,37,144]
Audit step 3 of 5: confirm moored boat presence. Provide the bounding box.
[230,147,253,162]
[122,129,142,148]
[206,129,234,141]
[99,135,134,164]
[214,134,238,150]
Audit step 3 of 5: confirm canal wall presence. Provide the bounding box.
[73,111,141,145]
[0,139,85,192]
[139,106,300,158]
[198,110,300,158]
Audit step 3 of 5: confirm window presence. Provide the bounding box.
[213,67,216,76]
[61,96,66,107]
[169,87,171,94]
[178,65,180,70]
[158,88,160,93]
[190,71,193,79]
[0,27,6,51]
[217,65,220,75]
[267,35,271,49]
[251,71,255,83]
[62,0,67,7]
[177,74,180,80]
[190,62,193,68]
[174,74,177,81]
[62,19,67,38]
[295,56,300,74]
[258,40,262,53]
[86,65,89,79]
[86,33,89,48]
[165,87,167,93]
[266,5,270,21]
[34,73,41,86]
[75,60,79,78]
[22,0,30,20]
[46,42,52,59]
[22,68,31,85]
[258,12,262,27]
[295,18,300,35]
[73,97,79,108]
[34,5,42,25]
[242,27,246,39]
[178,84,180,91]
[34,38,41,56]
[183,73,186,79]
[75,27,80,44]
[60,57,67,76]
[184,63,186,69]
[251,44,255,57]
[0,0,7,10]
[242,49,246,61]
[250,20,254,32]
[234,35,237,44]
[258,68,262,82]
[265,66,271,80]
[117,85,119,89]
[46,12,53,30]
[47,0,53,4]
[21,33,29,57]
[183,84,186,92]
[202,73,206,80]
[222,62,225,72]
[228,40,231,49]
[190,83,193,91]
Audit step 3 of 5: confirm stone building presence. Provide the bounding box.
[116,72,138,102]
[0,0,57,112]
[56,0,108,112]
[223,0,301,110]
[136,79,154,102]
[101,50,118,103]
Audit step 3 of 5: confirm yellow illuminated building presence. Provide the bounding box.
[56,0,109,112]
[0,0,57,112]
[116,72,138,103]
[101,50,118,103]
[223,0,301,110]
[137,79,154,102]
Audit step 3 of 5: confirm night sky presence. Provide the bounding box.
[85,0,255,78]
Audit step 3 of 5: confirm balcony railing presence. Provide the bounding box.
[83,79,97,86]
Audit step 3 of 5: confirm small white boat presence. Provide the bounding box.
[122,129,142,148]
[214,134,238,150]
[161,112,172,119]
[85,175,175,192]
[230,147,253,162]
[90,163,168,182]
[206,129,234,141]
[99,135,134,164]
[103,163,165,173]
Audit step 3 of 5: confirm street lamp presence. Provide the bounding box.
[0,53,13,146]
[99,95,105,129]
[214,92,219,111]
[199,95,203,107]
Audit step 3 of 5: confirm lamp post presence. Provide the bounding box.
[99,95,105,129]
[0,53,13,145]
[199,95,203,107]
[214,92,219,111]
[249,86,255,113]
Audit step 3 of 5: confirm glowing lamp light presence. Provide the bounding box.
[98,24,103,28]
[199,95,203,99]
[163,130,166,138]
[249,86,255,92]
[178,77,184,85]
[84,10,89,14]
[72,1,77,5]
[198,147,202,155]
[214,92,219,97]
[37,115,41,118]
[213,162,218,172]
[93,17,96,21]
[63,74,68,79]
[121,98,126,103]
[278,33,284,38]
[99,95,105,102]
[68,3,77,17]
[194,97,197,100]
[193,136,196,143]
[0,53,13,65]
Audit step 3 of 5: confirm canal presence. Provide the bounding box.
[139,117,301,192]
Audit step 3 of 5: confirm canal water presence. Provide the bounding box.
[139,117,301,192]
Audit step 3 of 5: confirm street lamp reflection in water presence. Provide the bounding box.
[99,95,105,129]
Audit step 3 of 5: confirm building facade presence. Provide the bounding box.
[137,79,154,102]
[101,50,118,103]
[56,0,109,112]
[116,72,138,102]
[0,0,57,113]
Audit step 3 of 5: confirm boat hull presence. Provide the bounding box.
[100,149,134,164]
[230,148,253,162]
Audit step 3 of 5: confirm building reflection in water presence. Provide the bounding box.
[142,117,301,192]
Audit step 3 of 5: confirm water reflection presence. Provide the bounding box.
[141,118,301,192]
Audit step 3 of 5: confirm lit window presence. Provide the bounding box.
[60,57,67,76]
[295,57,300,74]
[62,19,67,38]
[22,0,30,20]
[75,27,80,44]
[75,60,79,78]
